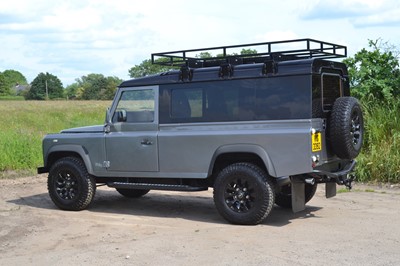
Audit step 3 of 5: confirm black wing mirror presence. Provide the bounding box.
[117,109,127,122]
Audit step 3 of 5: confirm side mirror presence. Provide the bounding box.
[117,109,127,122]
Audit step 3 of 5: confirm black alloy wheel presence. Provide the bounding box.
[48,157,96,211]
[213,163,275,225]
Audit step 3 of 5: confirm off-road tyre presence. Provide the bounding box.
[213,163,275,225]
[275,181,318,209]
[116,188,150,198]
[48,157,96,211]
[329,97,363,160]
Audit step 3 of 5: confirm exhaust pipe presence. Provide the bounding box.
[305,178,315,185]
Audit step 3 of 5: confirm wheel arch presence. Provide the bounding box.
[208,144,277,179]
[45,145,94,175]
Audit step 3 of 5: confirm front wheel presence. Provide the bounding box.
[213,163,275,225]
[48,157,96,211]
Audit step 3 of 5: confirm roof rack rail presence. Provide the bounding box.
[151,38,347,68]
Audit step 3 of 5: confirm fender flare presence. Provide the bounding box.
[208,144,277,177]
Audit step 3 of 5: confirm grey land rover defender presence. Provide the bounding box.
[38,39,363,225]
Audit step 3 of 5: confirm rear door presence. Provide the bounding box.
[312,67,346,161]
[105,86,159,172]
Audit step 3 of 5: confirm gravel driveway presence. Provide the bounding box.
[1,175,399,266]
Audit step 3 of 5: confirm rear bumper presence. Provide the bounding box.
[312,159,356,187]
[313,160,356,179]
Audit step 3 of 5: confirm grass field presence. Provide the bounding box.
[0,101,111,176]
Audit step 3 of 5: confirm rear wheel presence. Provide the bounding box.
[213,163,275,225]
[116,188,150,198]
[275,181,317,209]
[48,157,96,211]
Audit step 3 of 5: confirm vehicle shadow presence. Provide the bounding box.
[7,188,322,227]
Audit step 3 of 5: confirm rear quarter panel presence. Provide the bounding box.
[158,120,313,178]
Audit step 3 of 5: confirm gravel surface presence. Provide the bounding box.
[1,175,400,266]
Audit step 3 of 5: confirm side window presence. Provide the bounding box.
[206,87,232,121]
[237,86,256,121]
[170,89,203,119]
[113,89,155,123]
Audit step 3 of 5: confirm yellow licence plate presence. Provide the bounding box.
[312,132,322,152]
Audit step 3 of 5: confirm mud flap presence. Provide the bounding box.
[325,182,337,198]
[291,177,305,213]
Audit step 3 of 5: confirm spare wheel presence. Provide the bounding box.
[329,97,363,160]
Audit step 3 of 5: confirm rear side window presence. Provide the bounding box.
[170,89,203,119]
[161,77,309,123]
[321,73,342,111]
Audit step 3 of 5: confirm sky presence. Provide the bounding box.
[1,0,400,86]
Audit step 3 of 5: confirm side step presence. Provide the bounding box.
[107,182,208,192]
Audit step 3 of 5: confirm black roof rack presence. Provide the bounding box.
[151,38,347,68]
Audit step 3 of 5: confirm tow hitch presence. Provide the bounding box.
[338,174,355,190]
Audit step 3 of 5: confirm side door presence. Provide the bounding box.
[105,86,159,172]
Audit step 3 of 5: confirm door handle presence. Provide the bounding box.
[141,139,153,145]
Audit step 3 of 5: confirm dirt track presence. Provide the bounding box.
[1,174,400,266]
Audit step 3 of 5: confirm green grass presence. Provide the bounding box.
[0,95,25,101]
[355,99,400,183]
[337,188,378,193]
[0,100,111,176]
[337,188,351,193]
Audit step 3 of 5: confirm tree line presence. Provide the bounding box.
[0,71,123,100]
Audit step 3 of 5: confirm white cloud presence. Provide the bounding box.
[255,31,299,43]
[352,8,400,27]
[0,0,400,86]
[302,0,400,25]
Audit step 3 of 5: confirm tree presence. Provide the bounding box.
[128,59,174,78]
[65,83,81,100]
[0,73,8,95]
[99,76,122,100]
[72,74,122,100]
[196,52,213,58]
[2,70,28,95]
[343,39,400,101]
[240,49,258,55]
[78,74,107,100]
[26,72,64,100]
